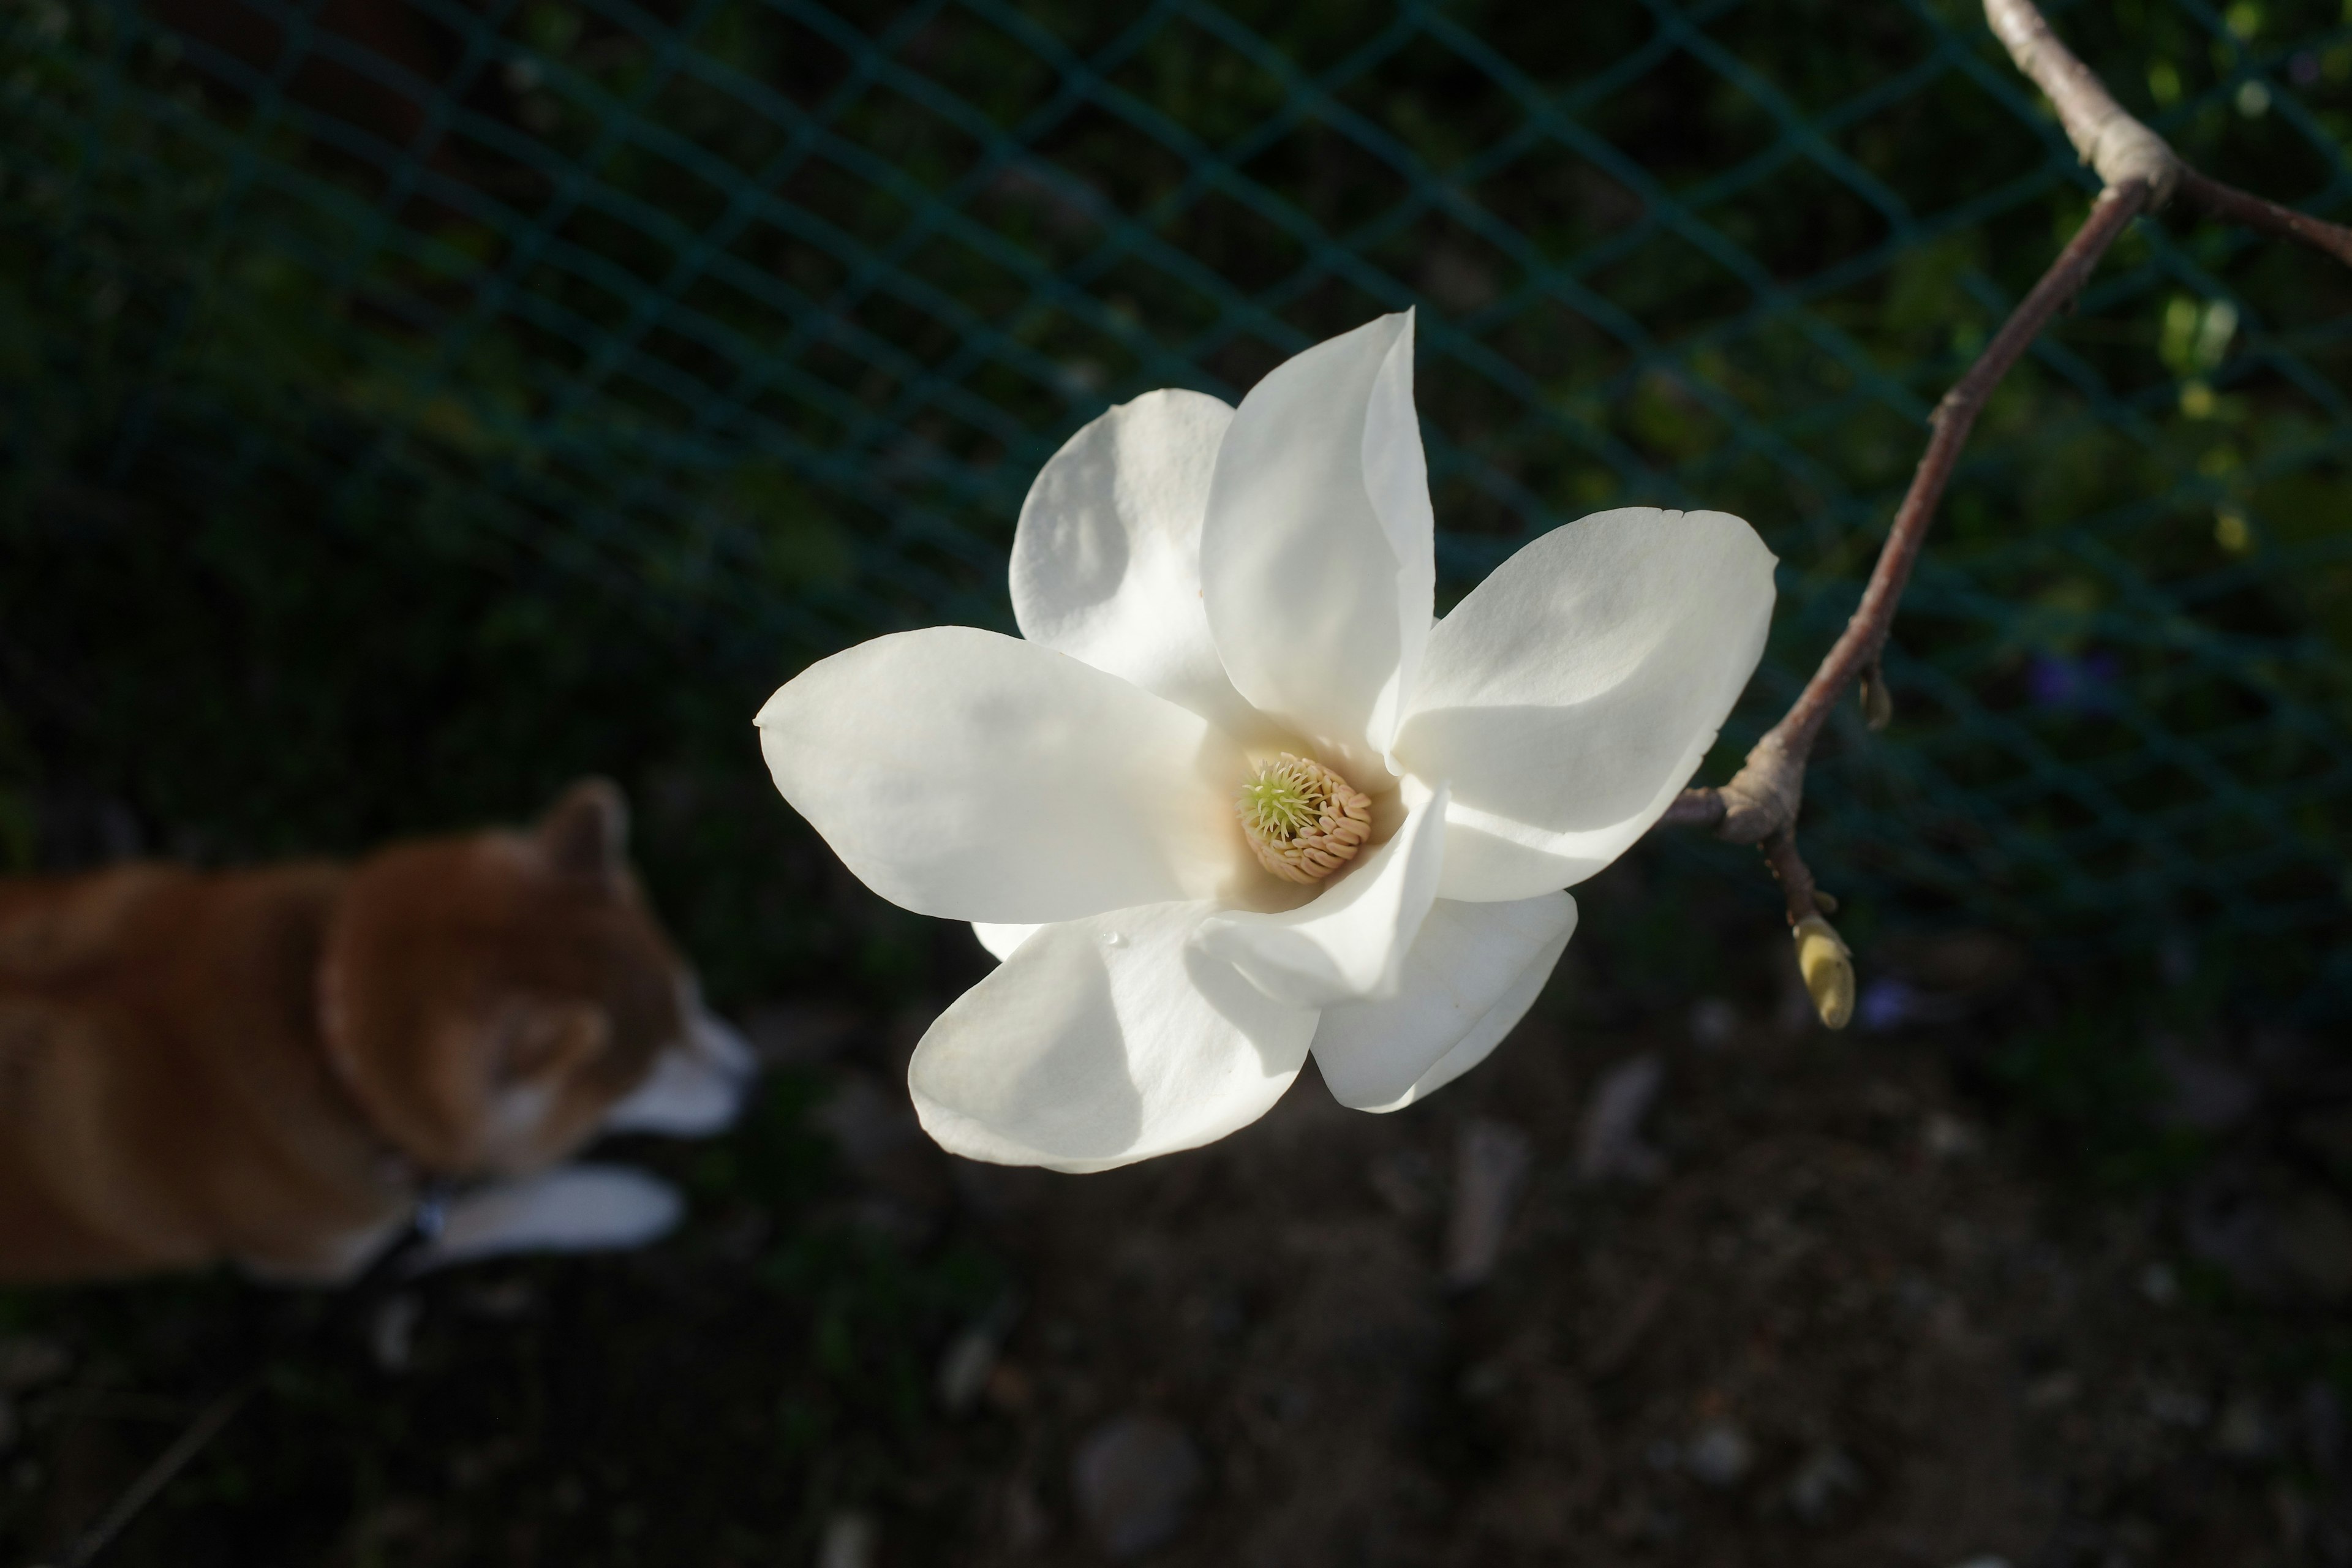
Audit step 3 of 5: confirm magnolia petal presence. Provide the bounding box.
[1009,390,1268,740]
[1196,782,1449,1008]
[758,627,1249,923]
[909,902,1318,1173]
[1312,892,1575,1112]
[1202,312,1433,774]
[1362,322,1438,769]
[972,922,1041,962]
[1374,918,1574,1111]
[1391,508,1777,902]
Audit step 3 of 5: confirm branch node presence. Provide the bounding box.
[2090,117,2179,211]
[1985,0,2180,208]
[1639,0,2346,965]
[1713,732,1801,845]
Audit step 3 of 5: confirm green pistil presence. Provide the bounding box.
[1239,767,1317,840]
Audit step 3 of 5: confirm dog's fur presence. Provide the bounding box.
[0,781,750,1284]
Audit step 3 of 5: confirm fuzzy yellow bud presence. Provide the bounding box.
[1792,914,1855,1031]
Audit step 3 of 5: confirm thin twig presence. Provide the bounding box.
[2176,167,2352,270]
[36,1191,453,1567]
[45,1381,256,1568]
[1687,178,2149,850]
[1656,789,1724,832]
[1760,831,1820,928]
[1986,0,2352,268]
[1654,0,2352,956]
[1984,0,2180,204]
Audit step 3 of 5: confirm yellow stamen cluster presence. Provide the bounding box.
[1236,753,1373,885]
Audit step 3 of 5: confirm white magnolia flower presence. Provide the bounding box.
[758,313,1776,1172]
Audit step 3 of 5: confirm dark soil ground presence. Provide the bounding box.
[4,895,2349,1568]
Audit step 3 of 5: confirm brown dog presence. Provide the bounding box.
[0,781,751,1284]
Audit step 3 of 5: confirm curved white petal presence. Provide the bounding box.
[972,922,1041,962]
[1391,508,1777,902]
[758,627,1250,923]
[1311,892,1575,1112]
[1010,390,1268,740]
[909,902,1318,1173]
[1195,781,1449,1008]
[1392,923,1572,1107]
[1201,312,1434,775]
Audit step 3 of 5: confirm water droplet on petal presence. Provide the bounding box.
[1103,932,1126,949]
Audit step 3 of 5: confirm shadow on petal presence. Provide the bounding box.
[1185,939,1303,1074]
[911,927,1146,1169]
[912,905,1316,1173]
[1403,687,1695,834]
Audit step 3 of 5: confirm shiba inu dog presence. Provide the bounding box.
[0,780,752,1284]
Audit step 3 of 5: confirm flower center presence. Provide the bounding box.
[1235,753,1373,885]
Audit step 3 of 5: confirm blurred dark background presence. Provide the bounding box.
[0,0,2348,1562]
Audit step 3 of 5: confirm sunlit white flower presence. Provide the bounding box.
[758,314,1776,1172]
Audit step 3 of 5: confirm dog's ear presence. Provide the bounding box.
[537,778,628,878]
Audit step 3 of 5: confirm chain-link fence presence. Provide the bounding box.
[2,0,2348,1010]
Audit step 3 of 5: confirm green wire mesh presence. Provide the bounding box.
[2,0,2349,1008]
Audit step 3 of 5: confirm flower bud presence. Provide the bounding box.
[1858,665,1893,733]
[1791,914,1855,1031]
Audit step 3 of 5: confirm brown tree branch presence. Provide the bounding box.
[1985,0,2180,204]
[1649,0,2352,1022]
[1760,830,1823,929]
[1985,0,2352,267]
[2176,168,2352,270]
[1687,177,2150,844]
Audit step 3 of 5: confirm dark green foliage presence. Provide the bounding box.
[0,2,2347,1008]
[6,10,2350,1556]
